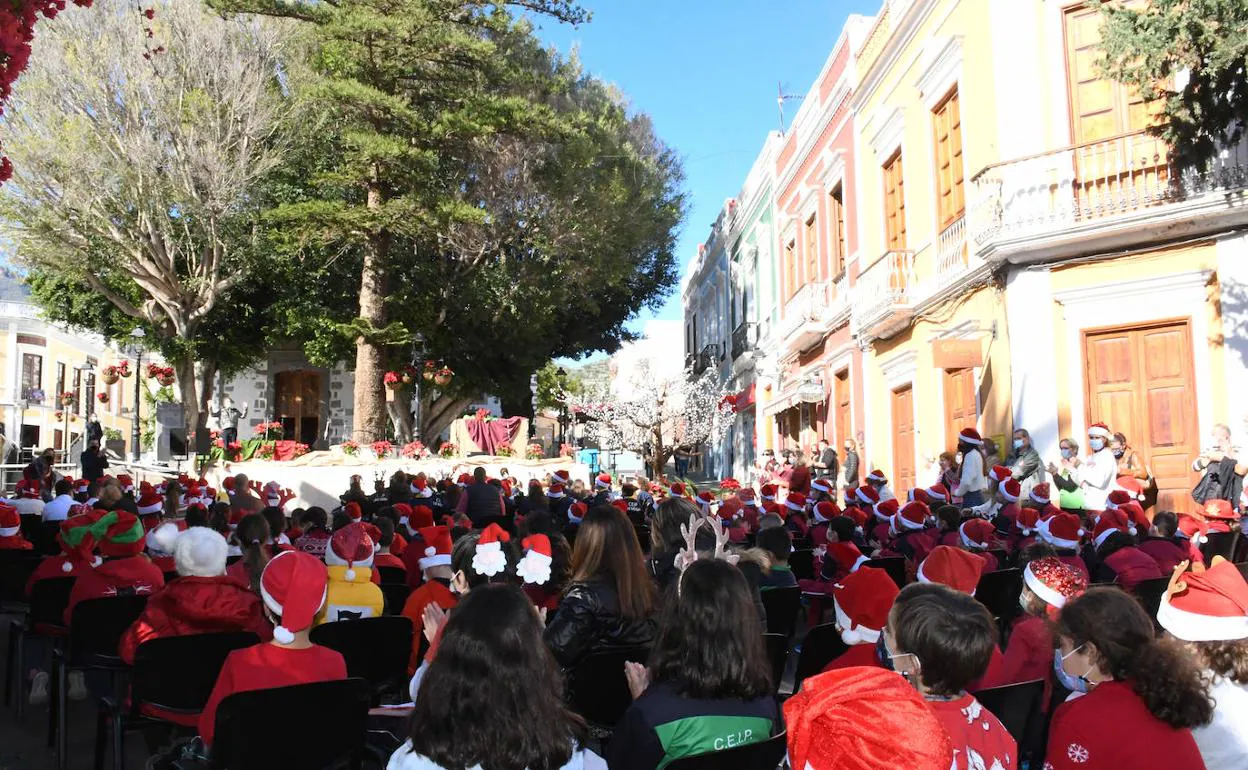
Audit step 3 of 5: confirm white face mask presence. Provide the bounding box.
[1089,438,1105,452]
[1013,438,1024,449]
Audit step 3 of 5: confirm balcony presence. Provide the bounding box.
[851,249,916,342]
[731,322,757,361]
[970,129,1248,263]
[696,343,720,376]
[815,273,851,329]
[685,352,697,373]
[777,280,828,355]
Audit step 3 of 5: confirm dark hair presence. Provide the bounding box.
[331,511,350,531]
[473,467,487,483]
[261,507,286,541]
[1112,432,1128,447]
[185,504,208,529]
[1058,587,1212,728]
[86,480,100,498]
[1151,510,1179,538]
[1188,639,1248,686]
[209,501,231,520]
[652,497,701,552]
[407,583,585,770]
[826,515,855,543]
[891,582,998,696]
[756,526,792,564]
[208,509,231,537]
[54,479,71,496]
[375,516,395,548]
[1095,529,1136,560]
[451,531,520,590]
[935,505,961,533]
[571,506,656,620]
[235,514,271,594]
[520,511,560,538]
[1016,540,1057,570]
[758,513,784,531]
[302,506,328,530]
[621,483,638,497]
[650,559,772,699]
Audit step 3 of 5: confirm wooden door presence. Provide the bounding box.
[943,368,978,451]
[891,386,916,495]
[275,370,322,445]
[1084,320,1199,512]
[834,369,851,448]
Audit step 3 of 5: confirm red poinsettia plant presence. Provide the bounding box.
[96,392,109,404]
[372,440,394,458]
[401,440,426,459]
[383,371,401,389]
[58,390,75,407]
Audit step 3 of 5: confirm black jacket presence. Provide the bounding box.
[543,578,657,669]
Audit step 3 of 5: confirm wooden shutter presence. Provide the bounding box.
[804,214,819,283]
[943,368,978,450]
[834,370,851,449]
[933,89,965,227]
[883,153,906,250]
[829,185,846,276]
[891,386,916,495]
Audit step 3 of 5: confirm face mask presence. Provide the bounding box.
[1053,645,1093,694]
[1112,448,1124,458]
[1089,438,1105,452]
[875,633,895,670]
[1019,592,1030,612]
[1012,439,1024,449]
[1060,448,1073,460]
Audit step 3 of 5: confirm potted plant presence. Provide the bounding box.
[341,439,360,457]
[371,440,394,459]
[423,360,437,381]
[97,392,109,405]
[401,365,416,386]
[496,444,515,458]
[401,440,426,459]
[101,365,120,385]
[116,360,132,378]
[291,443,310,459]
[59,390,76,407]
[434,367,453,387]
[156,367,176,387]
[438,442,458,459]
[525,443,544,460]
[383,371,402,390]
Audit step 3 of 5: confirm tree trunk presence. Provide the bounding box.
[387,396,414,445]
[176,357,217,451]
[424,395,473,446]
[353,179,390,442]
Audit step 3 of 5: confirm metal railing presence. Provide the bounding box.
[731,322,757,360]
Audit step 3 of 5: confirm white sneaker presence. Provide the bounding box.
[68,671,87,701]
[29,671,49,705]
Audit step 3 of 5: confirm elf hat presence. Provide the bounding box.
[261,551,328,644]
[873,498,899,523]
[917,546,985,595]
[811,477,832,495]
[1016,505,1040,535]
[1087,422,1112,440]
[813,501,840,523]
[595,472,612,489]
[517,534,553,585]
[1041,512,1084,550]
[471,523,511,577]
[926,484,950,503]
[417,526,453,570]
[866,469,887,484]
[1158,559,1248,642]
[783,667,953,770]
[57,512,101,569]
[831,566,900,645]
[826,541,869,575]
[344,502,363,523]
[959,519,996,550]
[895,501,930,531]
[568,501,588,524]
[855,486,880,506]
[1023,556,1086,609]
[98,510,147,557]
[137,490,163,516]
[0,502,21,537]
[785,492,807,513]
[174,526,229,578]
[1000,478,1021,503]
[959,427,984,446]
[325,522,374,580]
[1029,482,1052,506]
[410,477,434,498]
[760,484,778,501]
[988,465,1012,483]
[1092,509,1134,547]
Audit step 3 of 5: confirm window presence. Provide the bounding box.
[883,152,906,250]
[804,214,819,284]
[55,362,66,398]
[828,184,846,276]
[21,354,43,401]
[73,368,82,411]
[933,89,965,227]
[784,238,797,300]
[1063,3,1154,145]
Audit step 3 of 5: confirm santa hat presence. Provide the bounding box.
[116,474,134,494]
[1029,482,1052,506]
[417,526,452,571]
[1023,557,1086,609]
[1092,509,1134,547]
[1000,478,1021,503]
[762,501,784,520]
[471,523,511,577]
[1119,501,1150,533]
[926,484,950,503]
[263,481,283,508]
[174,526,229,578]
[392,503,413,532]
[344,502,363,523]
[737,488,759,507]
[1041,512,1085,550]
[15,479,40,499]
[611,499,629,516]
[813,501,840,523]
[261,551,328,644]
[811,477,832,495]
[855,486,880,506]
[1087,422,1112,440]
[783,667,953,770]
[1158,560,1248,642]
[550,469,571,486]
[842,505,871,531]
[410,505,435,531]
[57,512,101,570]
[1016,506,1040,535]
[865,469,887,484]
[456,473,471,487]
[0,502,21,538]
[146,520,180,556]
[546,483,566,499]
[1105,489,1133,510]
[222,477,236,496]
[696,490,716,509]
[517,534,553,585]
[97,510,147,558]
[826,542,869,575]
[1202,499,1237,520]
[137,490,163,516]
[362,523,383,553]
[410,477,434,498]
[988,465,1012,483]
[873,498,899,523]
[785,492,807,513]
[959,519,996,551]
[917,546,985,594]
[894,501,930,531]
[1178,513,1217,545]
[670,482,687,497]
[831,566,900,645]
[595,472,612,489]
[73,478,89,497]
[958,427,983,446]
[325,522,375,581]
[760,484,778,502]
[568,501,588,524]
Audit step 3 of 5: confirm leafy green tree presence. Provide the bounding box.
[1095,0,1248,170]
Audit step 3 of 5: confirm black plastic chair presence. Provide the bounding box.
[1132,575,1171,624]
[760,586,801,638]
[788,549,815,582]
[763,633,788,695]
[5,576,75,721]
[862,556,906,588]
[375,566,407,585]
[975,568,1023,627]
[50,595,149,770]
[94,631,260,770]
[565,647,650,731]
[0,550,43,609]
[211,677,371,770]
[380,582,411,616]
[309,616,413,703]
[972,678,1046,754]
[664,730,787,770]
[792,622,849,694]
[1201,531,1241,564]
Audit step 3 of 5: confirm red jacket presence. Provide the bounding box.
[119,575,272,665]
[1000,614,1053,687]
[0,534,32,550]
[821,641,882,673]
[374,552,406,573]
[1136,537,1189,575]
[1045,680,1205,769]
[401,534,428,589]
[65,556,165,625]
[1101,546,1164,591]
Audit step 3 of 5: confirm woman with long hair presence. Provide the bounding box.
[389,583,594,770]
[647,497,708,589]
[227,513,272,594]
[1046,587,1211,769]
[544,506,657,669]
[608,558,779,770]
[952,428,989,508]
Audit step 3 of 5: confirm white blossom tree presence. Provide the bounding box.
[565,362,733,478]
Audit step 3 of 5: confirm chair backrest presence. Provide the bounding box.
[211,677,371,770]
[1132,575,1171,621]
[762,633,788,695]
[309,616,413,692]
[68,595,150,663]
[376,566,407,585]
[792,622,849,693]
[380,582,411,616]
[28,576,76,629]
[131,632,260,714]
[665,730,787,770]
[760,586,801,637]
[972,678,1045,745]
[1237,562,1248,582]
[975,568,1023,622]
[863,557,906,588]
[0,551,43,604]
[566,646,650,728]
[1201,531,1240,564]
[33,521,62,556]
[787,549,815,581]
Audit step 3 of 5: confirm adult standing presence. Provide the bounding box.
[455,467,504,527]
[1192,423,1247,512]
[1079,423,1117,513]
[812,439,839,487]
[85,413,104,449]
[842,439,860,496]
[788,454,812,496]
[210,397,248,448]
[953,428,988,508]
[80,440,108,484]
[1111,431,1154,505]
[1007,428,1045,502]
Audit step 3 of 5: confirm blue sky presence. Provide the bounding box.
[534,0,877,340]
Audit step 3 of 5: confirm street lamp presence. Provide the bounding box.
[410,332,426,441]
[66,360,94,464]
[556,367,568,448]
[127,328,146,462]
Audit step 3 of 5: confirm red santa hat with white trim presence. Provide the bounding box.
[1087,422,1112,440]
[568,501,588,524]
[1000,478,1021,503]
[344,502,363,523]
[471,523,511,577]
[959,518,996,551]
[737,488,759,507]
[136,490,163,516]
[855,486,880,506]
[1016,505,1040,535]
[1028,482,1052,506]
[15,479,40,499]
[831,566,899,646]
[873,498,899,523]
[260,551,328,644]
[784,492,807,513]
[893,500,930,532]
[958,427,983,446]
[810,476,833,495]
[826,541,869,575]
[550,469,571,486]
[988,465,1012,483]
[409,476,434,499]
[594,472,612,490]
[1092,509,1134,547]
[417,526,452,571]
[865,469,887,485]
[73,478,90,497]
[546,483,566,499]
[917,546,985,595]
[325,521,374,581]
[760,484,778,502]
[116,474,134,494]
[813,501,840,523]
[1041,512,1084,549]
[925,484,950,504]
[0,502,23,540]
[517,534,553,585]
[1157,559,1248,642]
[696,490,716,510]
[1023,556,1086,610]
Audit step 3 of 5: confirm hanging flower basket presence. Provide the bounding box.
[59,391,76,407]
[383,371,402,390]
[157,372,176,388]
[434,367,453,387]
[97,392,110,405]
[423,361,437,381]
[116,360,132,378]
[101,366,120,385]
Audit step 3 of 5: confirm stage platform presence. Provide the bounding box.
[200,452,589,511]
